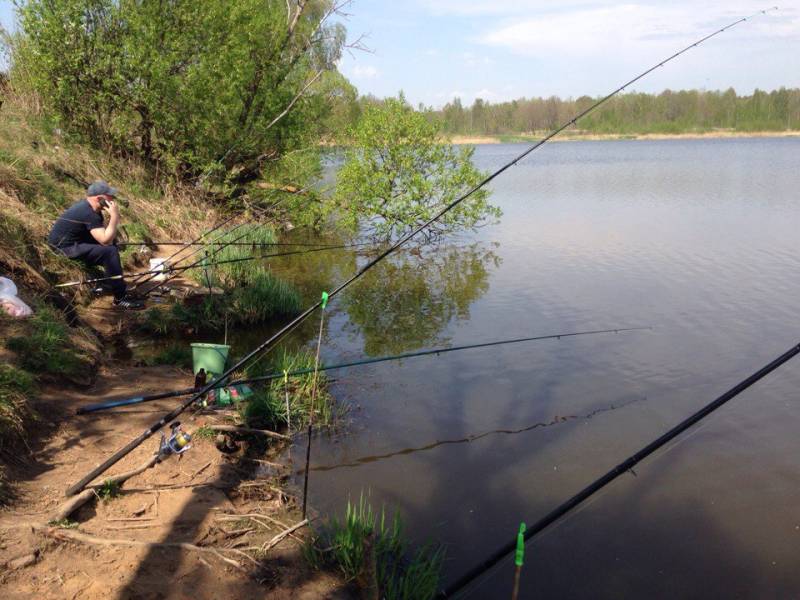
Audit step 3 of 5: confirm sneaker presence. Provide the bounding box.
[112,296,146,311]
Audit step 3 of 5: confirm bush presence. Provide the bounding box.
[334,95,500,241]
[11,0,350,188]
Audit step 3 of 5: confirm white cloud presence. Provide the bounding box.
[350,65,380,79]
[478,3,797,58]
[462,51,493,67]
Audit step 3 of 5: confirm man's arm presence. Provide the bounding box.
[90,200,120,246]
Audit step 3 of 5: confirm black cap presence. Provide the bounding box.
[87,180,118,197]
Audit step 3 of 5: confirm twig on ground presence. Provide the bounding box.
[243,519,309,553]
[34,525,245,570]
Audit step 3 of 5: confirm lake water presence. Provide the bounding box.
[276,138,800,598]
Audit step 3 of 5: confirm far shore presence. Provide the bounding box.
[450,130,800,144]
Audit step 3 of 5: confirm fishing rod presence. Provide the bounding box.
[55,243,369,289]
[74,327,650,415]
[64,6,767,497]
[135,225,258,298]
[117,240,374,248]
[128,213,237,286]
[131,220,250,290]
[131,197,293,291]
[440,339,800,598]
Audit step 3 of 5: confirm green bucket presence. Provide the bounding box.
[190,343,230,378]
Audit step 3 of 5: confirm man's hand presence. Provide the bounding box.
[105,199,120,218]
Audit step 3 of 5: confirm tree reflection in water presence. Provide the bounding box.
[341,242,501,356]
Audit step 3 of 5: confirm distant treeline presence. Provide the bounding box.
[423,88,800,136]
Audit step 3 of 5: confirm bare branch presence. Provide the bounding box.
[263,69,323,133]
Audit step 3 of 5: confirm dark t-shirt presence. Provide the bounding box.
[48,199,104,248]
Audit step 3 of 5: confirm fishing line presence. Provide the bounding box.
[117,240,375,248]
[65,6,773,496]
[439,340,800,598]
[130,219,250,290]
[128,213,237,286]
[302,291,329,519]
[75,327,650,414]
[135,225,257,298]
[55,244,371,288]
[303,397,647,474]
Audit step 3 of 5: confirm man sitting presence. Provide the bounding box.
[48,181,144,310]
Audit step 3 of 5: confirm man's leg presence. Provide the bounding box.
[65,243,127,300]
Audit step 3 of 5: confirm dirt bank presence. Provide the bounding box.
[0,254,352,598]
[0,362,353,599]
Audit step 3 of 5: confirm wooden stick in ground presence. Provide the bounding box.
[35,525,244,570]
[209,425,290,441]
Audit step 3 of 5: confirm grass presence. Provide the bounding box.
[0,364,36,451]
[0,364,36,503]
[138,344,193,369]
[193,425,216,440]
[200,223,278,288]
[96,480,119,501]
[238,348,337,431]
[137,270,301,335]
[5,305,94,380]
[229,271,302,324]
[305,494,444,600]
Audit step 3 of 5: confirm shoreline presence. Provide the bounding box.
[450,130,800,145]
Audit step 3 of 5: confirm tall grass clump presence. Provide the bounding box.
[200,224,277,288]
[229,271,301,324]
[0,364,36,503]
[238,348,336,430]
[5,305,93,379]
[0,364,36,454]
[305,494,444,600]
[138,344,193,369]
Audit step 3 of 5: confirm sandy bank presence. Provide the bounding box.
[451,130,800,144]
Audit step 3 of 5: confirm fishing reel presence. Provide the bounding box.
[159,421,192,457]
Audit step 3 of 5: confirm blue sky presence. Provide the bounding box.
[3,1,798,107]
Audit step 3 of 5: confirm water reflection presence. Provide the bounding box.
[340,242,501,355]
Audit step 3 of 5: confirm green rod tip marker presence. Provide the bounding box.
[321,291,329,309]
[515,522,526,567]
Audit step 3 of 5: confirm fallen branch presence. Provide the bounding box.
[216,512,304,544]
[210,425,290,441]
[50,455,160,522]
[245,519,309,553]
[35,525,244,570]
[50,489,94,523]
[87,455,160,490]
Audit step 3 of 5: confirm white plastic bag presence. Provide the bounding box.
[0,276,33,318]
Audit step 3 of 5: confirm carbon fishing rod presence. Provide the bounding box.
[117,240,375,248]
[131,220,250,290]
[128,213,237,286]
[75,327,650,415]
[64,6,768,496]
[135,225,258,298]
[54,243,370,289]
[440,340,800,598]
[131,197,293,291]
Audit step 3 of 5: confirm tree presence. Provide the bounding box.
[333,96,501,241]
[10,0,352,188]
